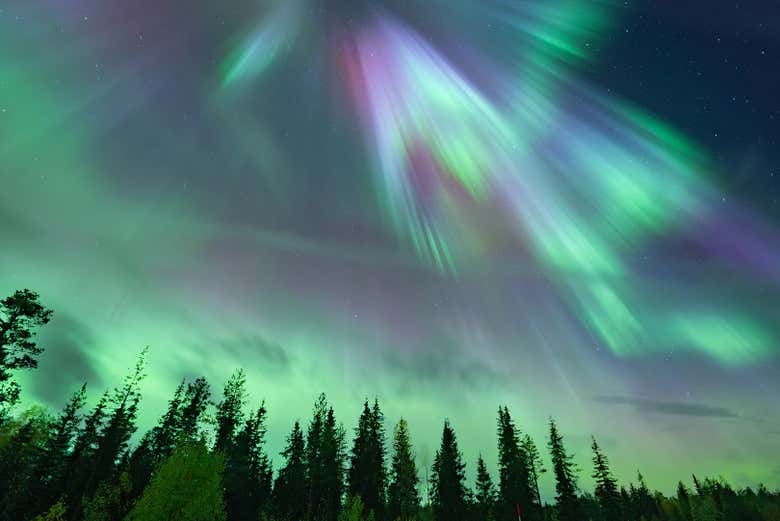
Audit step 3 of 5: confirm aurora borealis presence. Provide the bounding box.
[1,0,779,498]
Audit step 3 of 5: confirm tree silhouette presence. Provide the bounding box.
[496,407,538,521]
[348,399,387,519]
[591,437,621,521]
[0,289,53,413]
[475,454,497,521]
[547,418,581,521]
[430,419,468,521]
[273,420,307,521]
[387,418,419,521]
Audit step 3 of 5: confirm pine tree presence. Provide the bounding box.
[178,377,211,442]
[591,437,620,521]
[475,455,497,521]
[0,289,53,414]
[64,392,109,516]
[30,384,87,511]
[348,399,387,519]
[521,434,545,506]
[225,403,273,521]
[214,369,247,454]
[547,418,581,521]
[306,394,346,521]
[85,348,147,503]
[273,421,307,521]
[677,481,694,521]
[632,471,658,520]
[496,407,538,521]
[430,420,468,521]
[387,418,419,521]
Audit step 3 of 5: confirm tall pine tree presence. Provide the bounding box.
[273,421,307,521]
[225,403,273,520]
[387,418,419,521]
[306,394,346,521]
[496,407,538,521]
[547,418,581,521]
[214,369,247,455]
[591,437,621,521]
[348,399,387,519]
[430,420,468,521]
[475,455,497,521]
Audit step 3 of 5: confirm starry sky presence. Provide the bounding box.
[2,0,780,497]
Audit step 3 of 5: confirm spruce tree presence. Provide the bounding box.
[520,434,545,506]
[387,418,420,521]
[632,471,658,520]
[547,418,581,521]
[64,392,109,516]
[306,394,346,521]
[273,421,307,521]
[178,377,211,442]
[348,399,387,519]
[591,437,621,521]
[496,407,538,521]
[86,348,147,500]
[0,289,53,414]
[214,369,247,455]
[430,420,468,521]
[225,403,273,521]
[677,481,694,521]
[475,455,497,521]
[30,384,87,510]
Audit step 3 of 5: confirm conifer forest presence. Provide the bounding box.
[1,290,778,520]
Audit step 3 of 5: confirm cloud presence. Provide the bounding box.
[212,334,290,372]
[594,395,740,419]
[33,313,103,405]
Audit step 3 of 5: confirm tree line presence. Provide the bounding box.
[1,289,778,521]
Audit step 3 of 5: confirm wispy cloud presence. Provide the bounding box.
[594,395,740,419]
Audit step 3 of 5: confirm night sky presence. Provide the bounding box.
[2,0,780,496]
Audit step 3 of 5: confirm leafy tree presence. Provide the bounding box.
[349,399,387,519]
[430,420,468,521]
[387,418,420,521]
[0,289,53,413]
[339,495,376,521]
[82,472,132,521]
[547,418,581,521]
[33,499,67,521]
[591,437,621,521]
[125,441,226,521]
[273,421,307,521]
[496,407,538,521]
[128,377,212,497]
[475,455,497,521]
